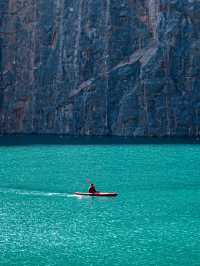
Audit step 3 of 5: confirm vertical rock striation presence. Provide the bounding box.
[0,0,200,136]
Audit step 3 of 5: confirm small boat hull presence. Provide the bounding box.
[74,192,118,197]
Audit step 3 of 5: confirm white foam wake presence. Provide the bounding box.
[0,187,70,198]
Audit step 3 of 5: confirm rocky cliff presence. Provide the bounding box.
[0,0,200,136]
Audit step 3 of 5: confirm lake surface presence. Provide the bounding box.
[0,143,200,266]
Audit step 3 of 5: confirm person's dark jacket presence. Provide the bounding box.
[89,186,96,193]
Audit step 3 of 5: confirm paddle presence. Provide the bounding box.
[86,179,91,184]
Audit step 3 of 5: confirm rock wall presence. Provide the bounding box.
[0,0,200,136]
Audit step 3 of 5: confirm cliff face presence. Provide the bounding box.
[0,0,200,136]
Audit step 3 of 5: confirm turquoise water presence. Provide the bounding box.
[0,143,200,266]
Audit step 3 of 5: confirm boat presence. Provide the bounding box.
[74,192,118,197]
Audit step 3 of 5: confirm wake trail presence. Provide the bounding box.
[0,187,73,198]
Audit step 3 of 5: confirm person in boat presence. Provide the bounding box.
[88,183,97,193]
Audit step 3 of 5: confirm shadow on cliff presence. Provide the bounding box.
[0,134,199,146]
